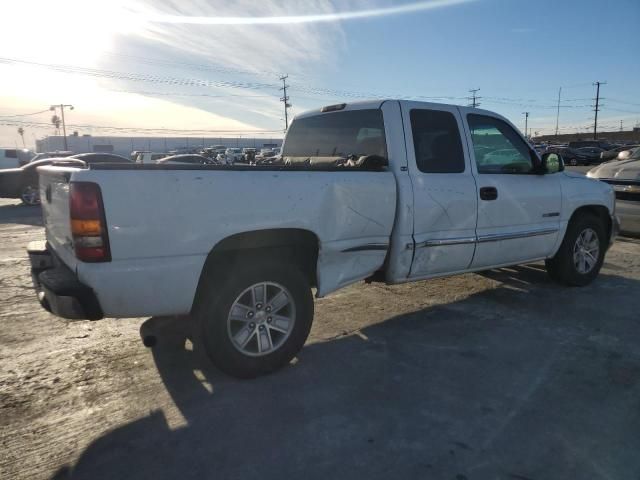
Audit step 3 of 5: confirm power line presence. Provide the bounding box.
[0,119,283,135]
[0,109,51,118]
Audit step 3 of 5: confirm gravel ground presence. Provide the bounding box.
[1,197,639,480]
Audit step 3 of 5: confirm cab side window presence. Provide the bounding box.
[467,114,536,174]
[410,109,465,173]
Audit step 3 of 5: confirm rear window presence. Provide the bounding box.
[283,109,387,168]
[4,149,17,158]
[410,109,465,173]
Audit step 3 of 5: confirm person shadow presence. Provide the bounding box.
[50,266,640,480]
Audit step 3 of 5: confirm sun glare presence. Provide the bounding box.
[0,0,133,65]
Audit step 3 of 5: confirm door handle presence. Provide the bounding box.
[479,186,498,201]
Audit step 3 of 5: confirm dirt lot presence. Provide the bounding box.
[1,197,639,480]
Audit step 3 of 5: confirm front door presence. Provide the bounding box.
[462,110,562,269]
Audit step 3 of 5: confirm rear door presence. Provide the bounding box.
[401,102,478,278]
[461,110,562,268]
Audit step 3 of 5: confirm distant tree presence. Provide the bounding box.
[17,127,25,147]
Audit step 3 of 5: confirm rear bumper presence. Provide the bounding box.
[28,241,103,320]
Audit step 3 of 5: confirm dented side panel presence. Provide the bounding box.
[62,167,395,316]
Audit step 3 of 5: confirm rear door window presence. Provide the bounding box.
[283,109,387,169]
[410,109,465,173]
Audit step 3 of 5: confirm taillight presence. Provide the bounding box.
[69,182,111,262]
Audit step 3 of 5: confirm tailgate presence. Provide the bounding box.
[38,166,81,271]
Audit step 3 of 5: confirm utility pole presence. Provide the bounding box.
[620,120,623,132]
[279,75,291,131]
[467,88,481,108]
[522,112,529,138]
[50,104,74,150]
[554,86,562,137]
[592,81,606,140]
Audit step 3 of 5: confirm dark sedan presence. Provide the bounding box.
[0,153,131,205]
[561,147,605,166]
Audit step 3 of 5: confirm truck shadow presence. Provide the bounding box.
[51,267,640,480]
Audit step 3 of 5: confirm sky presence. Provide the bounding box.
[0,0,638,149]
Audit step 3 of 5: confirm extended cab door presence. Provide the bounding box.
[461,109,562,268]
[401,102,478,278]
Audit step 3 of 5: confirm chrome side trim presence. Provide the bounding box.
[416,236,477,248]
[341,243,389,253]
[476,227,558,243]
[413,228,559,249]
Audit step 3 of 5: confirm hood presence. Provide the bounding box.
[588,158,640,181]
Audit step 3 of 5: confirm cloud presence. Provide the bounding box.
[134,0,476,25]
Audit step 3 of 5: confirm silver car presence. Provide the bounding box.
[587,147,640,234]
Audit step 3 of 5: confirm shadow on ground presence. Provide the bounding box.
[51,267,640,480]
[0,202,43,227]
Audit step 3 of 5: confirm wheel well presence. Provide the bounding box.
[569,205,612,242]
[194,229,319,309]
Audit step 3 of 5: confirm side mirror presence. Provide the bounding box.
[359,154,388,170]
[540,152,563,174]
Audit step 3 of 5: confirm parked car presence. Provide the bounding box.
[601,145,639,162]
[29,151,74,164]
[254,149,276,164]
[30,100,617,378]
[68,153,132,164]
[1,153,132,205]
[157,154,216,165]
[134,151,169,164]
[0,157,105,205]
[568,140,612,150]
[224,148,244,164]
[562,146,606,166]
[588,147,640,234]
[0,148,34,169]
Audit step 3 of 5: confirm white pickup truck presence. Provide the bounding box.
[30,100,619,378]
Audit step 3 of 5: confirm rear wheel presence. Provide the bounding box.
[20,184,40,206]
[545,213,606,286]
[194,257,314,378]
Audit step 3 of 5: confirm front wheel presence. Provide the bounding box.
[194,258,314,378]
[545,213,606,286]
[20,184,40,206]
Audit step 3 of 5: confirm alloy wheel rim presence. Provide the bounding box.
[227,281,296,357]
[573,227,599,274]
[21,186,40,205]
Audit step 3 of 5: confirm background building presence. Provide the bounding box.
[35,135,283,157]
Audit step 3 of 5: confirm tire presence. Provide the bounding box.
[20,184,40,206]
[194,256,314,378]
[545,213,606,286]
[569,158,578,166]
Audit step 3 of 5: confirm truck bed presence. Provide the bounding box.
[37,164,397,317]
